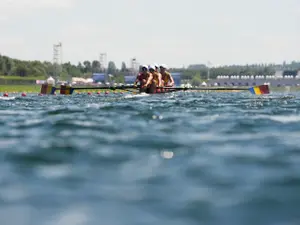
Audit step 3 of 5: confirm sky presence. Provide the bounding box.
[0,0,299,68]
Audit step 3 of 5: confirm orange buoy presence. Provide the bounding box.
[3,93,8,97]
[97,91,101,95]
[21,92,26,97]
[88,92,91,95]
[105,91,109,95]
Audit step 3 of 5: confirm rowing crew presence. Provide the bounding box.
[134,64,175,94]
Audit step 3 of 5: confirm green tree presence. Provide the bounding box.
[92,60,101,73]
[121,62,127,72]
[1,60,7,75]
[83,60,92,73]
[77,62,84,73]
[107,61,117,74]
[114,74,125,83]
[191,73,202,86]
[15,64,28,77]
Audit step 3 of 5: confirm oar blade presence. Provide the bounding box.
[40,84,56,95]
[248,85,270,95]
[60,85,74,95]
[72,85,137,90]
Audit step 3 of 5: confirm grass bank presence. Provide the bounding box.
[0,76,45,85]
[0,85,133,94]
[0,85,41,93]
[0,76,45,80]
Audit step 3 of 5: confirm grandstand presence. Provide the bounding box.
[207,70,300,87]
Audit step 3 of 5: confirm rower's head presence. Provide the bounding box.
[148,65,156,73]
[154,64,159,72]
[160,64,168,72]
[141,65,148,73]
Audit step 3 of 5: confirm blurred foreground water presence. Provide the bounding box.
[0,91,300,225]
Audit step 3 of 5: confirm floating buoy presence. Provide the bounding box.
[97,91,101,95]
[3,93,8,97]
[21,92,26,97]
[88,92,91,95]
[120,92,123,94]
[105,91,109,95]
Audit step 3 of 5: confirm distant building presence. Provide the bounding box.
[207,70,300,87]
[72,77,93,85]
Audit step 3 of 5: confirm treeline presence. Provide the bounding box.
[1,54,299,86]
[173,61,300,86]
[0,54,129,82]
[0,55,54,78]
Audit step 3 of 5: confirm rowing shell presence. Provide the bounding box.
[39,84,270,95]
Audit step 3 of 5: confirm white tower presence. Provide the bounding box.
[131,58,139,74]
[207,61,212,80]
[99,53,107,72]
[53,42,62,80]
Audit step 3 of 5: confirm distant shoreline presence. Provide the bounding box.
[0,84,299,94]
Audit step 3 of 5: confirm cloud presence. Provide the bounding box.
[0,0,75,21]
[0,0,299,67]
[0,0,74,9]
[0,36,24,46]
[59,23,116,62]
[0,36,27,59]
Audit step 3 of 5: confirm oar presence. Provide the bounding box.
[162,84,270,95]
[40,84,138,95]
[70,85,136,90]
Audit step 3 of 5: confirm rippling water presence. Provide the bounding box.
[1,91,300,225]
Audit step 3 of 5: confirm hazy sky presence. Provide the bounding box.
[0,0,299,68]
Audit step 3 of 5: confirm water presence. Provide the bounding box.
[0,91,300,225]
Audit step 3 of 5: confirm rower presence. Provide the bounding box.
[160,64,174,87]
[134,65,151,92]
[143,65,162,93]
[152,65,162,87]
[154,63,163,92]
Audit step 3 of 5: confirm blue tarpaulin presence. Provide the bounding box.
[171,72,181,86]
[92,73,106,82]
[125,75,136,84]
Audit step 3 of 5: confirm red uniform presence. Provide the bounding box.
[136,72,150,85]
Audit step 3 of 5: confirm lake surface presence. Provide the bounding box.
[0,91,300,225]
